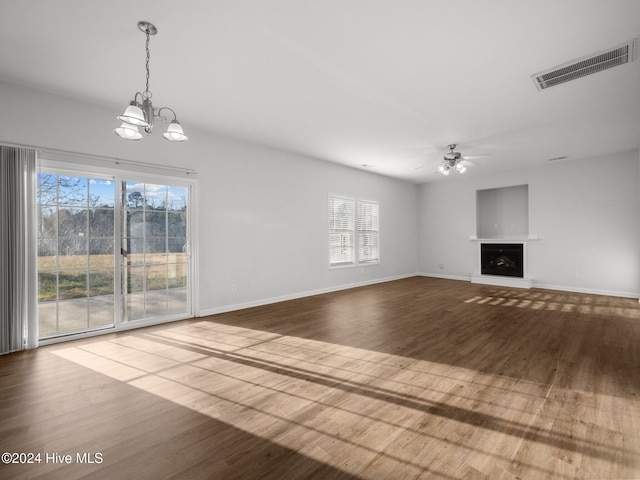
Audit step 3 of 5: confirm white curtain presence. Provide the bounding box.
[0,146,38,353]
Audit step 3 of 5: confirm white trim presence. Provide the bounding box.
[190,183,200,317]
[533,282,640,299]
[38,313,194,346]
[39,158,196,190]
[471,273,533,289]
[199,273,417,316]
[469,235,542,241]
[3,141,197,177]
[419,272,639,299]
[418,272,470,282]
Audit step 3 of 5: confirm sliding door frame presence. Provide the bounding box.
[37,156,198,345]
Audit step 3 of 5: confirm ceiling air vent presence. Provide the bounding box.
[532,38,638,91]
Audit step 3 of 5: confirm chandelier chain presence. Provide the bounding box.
[144,28,151,98]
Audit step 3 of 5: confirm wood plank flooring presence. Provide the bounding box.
[1,276,639,479]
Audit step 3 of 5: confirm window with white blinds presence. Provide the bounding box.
[329,195,355,266]
[329,195,379,267]
[357,200,379,264]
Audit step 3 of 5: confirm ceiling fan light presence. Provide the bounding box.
[114,122,143,140]
[456,162,467,173]
[117,102,148,127]
[438,164,451,175]
[162,120,188,142]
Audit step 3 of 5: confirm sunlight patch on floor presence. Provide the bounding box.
[464,293,640,319]
[49,317,639,479]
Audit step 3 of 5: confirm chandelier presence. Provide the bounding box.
[437,144,466,175]
[114,21,188,142]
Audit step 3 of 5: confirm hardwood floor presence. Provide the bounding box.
[1,276,639,479]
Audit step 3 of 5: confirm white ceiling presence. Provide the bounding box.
[1,0,639,183]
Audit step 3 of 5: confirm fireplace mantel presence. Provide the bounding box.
[469,235,542,241]
[470,273,533,288]
[469,237,540,289]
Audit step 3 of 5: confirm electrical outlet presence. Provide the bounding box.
[231,284,238,293]
[438,263,445,270]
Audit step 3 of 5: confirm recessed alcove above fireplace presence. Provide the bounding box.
[471,184,537,288]
[476,184,528,238]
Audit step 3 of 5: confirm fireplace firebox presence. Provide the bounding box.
[480,243,524,278]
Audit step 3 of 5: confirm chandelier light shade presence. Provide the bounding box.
[114,21,188,142]
[117,102,148,127]
[114,122,143,140]
[162,120,188,142]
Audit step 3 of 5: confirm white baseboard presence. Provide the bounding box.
[418,271,639,299]
[533,282,640,299]
[417,272,470,282]
[198,273,419,317]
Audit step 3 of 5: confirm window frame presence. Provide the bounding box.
[328,194,380,268]
[356,199,380,265]
[328,194,356,267]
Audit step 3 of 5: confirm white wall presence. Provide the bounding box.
[0,80,418,314]
[3,79,636,303]
[418,151,640,297]
[198,138,418,312]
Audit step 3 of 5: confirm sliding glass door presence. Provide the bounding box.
[37,169,192,339]
[122,181,190,322]
[37,173,117,336]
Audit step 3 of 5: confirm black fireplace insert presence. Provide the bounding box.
[481,243,524,278]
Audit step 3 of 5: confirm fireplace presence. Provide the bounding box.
[481,243,524,278]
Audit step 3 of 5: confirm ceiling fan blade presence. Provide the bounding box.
[461,159,480,167]
[414,156,444,170]
[461,154,490,160]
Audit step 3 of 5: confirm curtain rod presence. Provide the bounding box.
[0,141,198,176]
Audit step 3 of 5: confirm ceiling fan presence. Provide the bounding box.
[415,144,489,175]
[439,144,467,175]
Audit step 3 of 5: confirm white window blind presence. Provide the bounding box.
[329,195,379,267]
[357,200,379,264]
[329,196,355,266]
